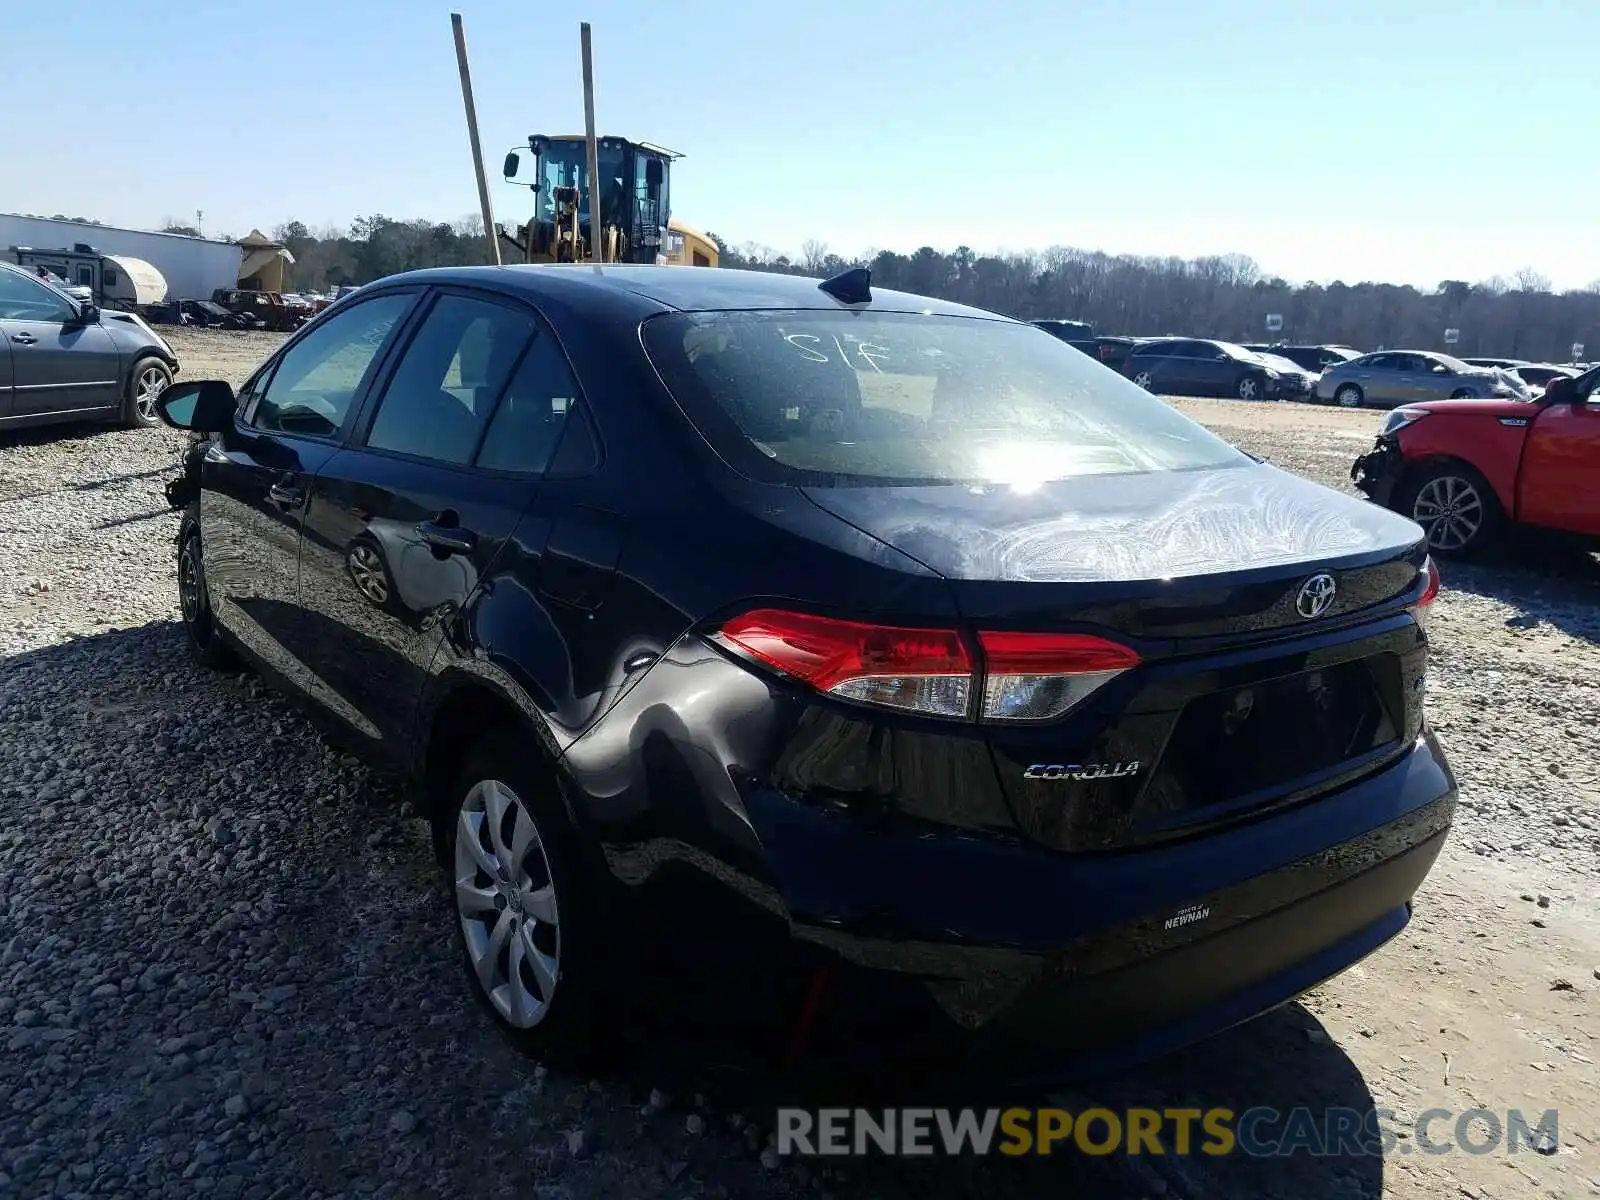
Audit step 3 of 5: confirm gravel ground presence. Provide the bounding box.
[0,330,1595,1200]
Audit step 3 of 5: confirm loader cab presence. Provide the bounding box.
[503,134,677,264]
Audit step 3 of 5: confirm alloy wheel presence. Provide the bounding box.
[1238,376,1260,401]
[1336,386,1362,408]
[1132,371,1153,389]
[135,367,168,421]
[454,779,561,1029]
[346,543,390,604]
[1412,475,1483,552]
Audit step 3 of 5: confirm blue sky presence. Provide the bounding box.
[6,0,1594,288]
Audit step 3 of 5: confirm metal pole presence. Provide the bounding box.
[451,13,501,266]
[581,23,602,264]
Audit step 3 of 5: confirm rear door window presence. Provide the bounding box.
[363,293,535,466]
[474,330,592,475]
[642,311,1246,486]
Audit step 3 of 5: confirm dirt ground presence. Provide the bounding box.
[4,327,1594,1200]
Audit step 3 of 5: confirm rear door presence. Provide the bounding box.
[201,289,420,689]
[1516,385,1600,535]
[294,287,559,766]
[0,268,121,418]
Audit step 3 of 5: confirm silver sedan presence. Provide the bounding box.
[1315,350,1518,409]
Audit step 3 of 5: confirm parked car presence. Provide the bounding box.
[1029,318,1094,341]
[1503,363,1578,400]
[1352,368,1600,555]
[1316,351,1516,409]
[147,298,263,331]
[1125,338,1288,400]
[1461,356,1529,370]
[1064,335,1142,374]
[212,288,313,333]
[0,259,179,430]
[156,264,1453,1079]
[1243,344,1361,373]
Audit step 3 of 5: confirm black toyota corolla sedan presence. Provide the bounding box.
[157,264,1455,1082]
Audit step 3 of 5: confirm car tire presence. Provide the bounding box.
[1131,370,1154,390]
[437,727,612,1066]
[1395,461,1502,557]
[1334,384,1364,408]
[124,357,172,428]
[1448,388,1476,400]
[177,515,240,671]
[1236,373,1265,402]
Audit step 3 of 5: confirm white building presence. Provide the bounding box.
[0,213,247,301]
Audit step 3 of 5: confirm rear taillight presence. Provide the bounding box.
[978,631,1139,721]
[709,609,1138,722]
[1408,556,1441,633]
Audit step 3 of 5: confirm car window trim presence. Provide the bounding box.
[244,286,425,445]
[349,282,605,479]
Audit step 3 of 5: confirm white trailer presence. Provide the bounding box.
[0,214,243,300]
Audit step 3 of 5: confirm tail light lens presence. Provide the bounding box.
[712,609,973,718]
[978,631,1141,722]
[710,609,1138,722]
[1408,555,1441,633]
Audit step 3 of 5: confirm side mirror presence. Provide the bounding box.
[157,380,237,433]
[1542,375,1575,404]
[68,302,99,326]
[503,151,521,179]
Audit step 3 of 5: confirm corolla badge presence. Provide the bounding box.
[1022,761,1141,781]
[1295,572,1337,619]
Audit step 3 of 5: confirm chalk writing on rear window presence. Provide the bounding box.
[782,332,891,373]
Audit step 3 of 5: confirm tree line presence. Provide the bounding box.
[258,216,1598,363]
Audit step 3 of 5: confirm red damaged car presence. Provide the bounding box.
[1352,366,1600,554]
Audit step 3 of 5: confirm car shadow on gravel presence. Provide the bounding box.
[1434,544,1600,644]
[0,620,1383,1200]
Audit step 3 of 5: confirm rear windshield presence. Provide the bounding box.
[641,310,1246,487]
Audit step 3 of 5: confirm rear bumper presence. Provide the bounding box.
[1351,437,1403,507]
[748,730,1454,1077]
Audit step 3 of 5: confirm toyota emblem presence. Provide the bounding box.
[1295,573,1337,619]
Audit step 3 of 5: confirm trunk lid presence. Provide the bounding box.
[802,462,1426,638]
[802,463,1432,852]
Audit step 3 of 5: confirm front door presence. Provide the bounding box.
[295,288,552,766]
[1516,393,1600,536]
[0,269,121,419]
[201,289,419,691]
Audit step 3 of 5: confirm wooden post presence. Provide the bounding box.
[581,23,602,264]
[451,13,501,266]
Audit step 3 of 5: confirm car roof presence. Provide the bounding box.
[372,264,1011,320]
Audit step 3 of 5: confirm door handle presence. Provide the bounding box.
[417,518,477,555]
[11,333,36,345]
[267,478,304,507]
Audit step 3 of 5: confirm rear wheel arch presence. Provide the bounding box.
[416,677,567,833]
